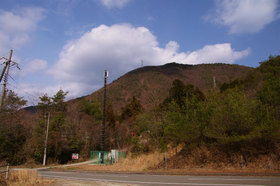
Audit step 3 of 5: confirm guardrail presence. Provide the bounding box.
[0,164,9,180]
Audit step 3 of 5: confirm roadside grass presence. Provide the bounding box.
[56,145,280,175]
[62,147,182,172]
[110,151,164,171]
[0,174,7,186]
[116,146,182,171]
[7,170,54,186]
[52,151,164,172]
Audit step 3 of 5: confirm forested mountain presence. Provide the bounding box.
[1,56,280,169]
[88,63,252,112]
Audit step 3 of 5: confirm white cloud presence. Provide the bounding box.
[211,0,279,34]
[0,7,44,52]
[99,0,131,9]
[182,43,250,64]
[21,59,48,75]
[49,24,250,97]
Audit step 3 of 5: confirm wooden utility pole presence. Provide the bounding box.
[0,50,13,110]
[0,61,8,83]
[43,112,50,166]
[101,70,108,163]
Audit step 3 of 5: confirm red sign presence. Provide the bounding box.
[72,153,79,160]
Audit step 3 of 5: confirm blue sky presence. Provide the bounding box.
[0,0,279,104]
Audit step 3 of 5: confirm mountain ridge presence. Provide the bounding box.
[86,62,253,112]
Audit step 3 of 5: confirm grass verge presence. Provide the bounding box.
[55,148,280,176]
[6,170,54,186]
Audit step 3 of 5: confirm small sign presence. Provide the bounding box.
[72,153,79,160]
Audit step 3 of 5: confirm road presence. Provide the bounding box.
[39,170,280,186]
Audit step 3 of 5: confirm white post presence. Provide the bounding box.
[5,164,9,180]
[43,112,50,166]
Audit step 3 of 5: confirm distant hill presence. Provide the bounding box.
[86,63,253,112]
[23,105,38,114]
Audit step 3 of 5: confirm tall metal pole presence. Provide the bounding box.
[101,70,108,163]
[43,112,50,166]
[0,50,13,111]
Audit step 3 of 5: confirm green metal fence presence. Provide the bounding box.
[90,150,126,164]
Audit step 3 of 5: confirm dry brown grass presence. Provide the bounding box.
[0,174,7,186]
[66,146,183,172]
[111,151,164,171]
[60,145,280,175]
[67,152,164,172]
[166,145,280,171]
[7,170,54,186]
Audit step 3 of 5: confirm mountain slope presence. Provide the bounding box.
[87,63,253,112]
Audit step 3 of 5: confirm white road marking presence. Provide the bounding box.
[90,174,129,178]
[188,177,270,181]
[42,171,129,178]
[41,174,266,186]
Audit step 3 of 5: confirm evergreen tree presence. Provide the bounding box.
[120,96,143,120]
[0,90,27,165]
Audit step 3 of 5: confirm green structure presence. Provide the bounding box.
[90,150,126,164]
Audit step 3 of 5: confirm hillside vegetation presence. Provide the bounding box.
[89,63,252,112]
[0,57,279,170]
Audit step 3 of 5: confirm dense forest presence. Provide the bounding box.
[0,56,279,169]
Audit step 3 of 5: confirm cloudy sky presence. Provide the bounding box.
[0,0,279,104]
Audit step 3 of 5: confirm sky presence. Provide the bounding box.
[0,0,279,104]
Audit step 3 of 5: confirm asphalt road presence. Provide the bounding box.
[39,170,280,186]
